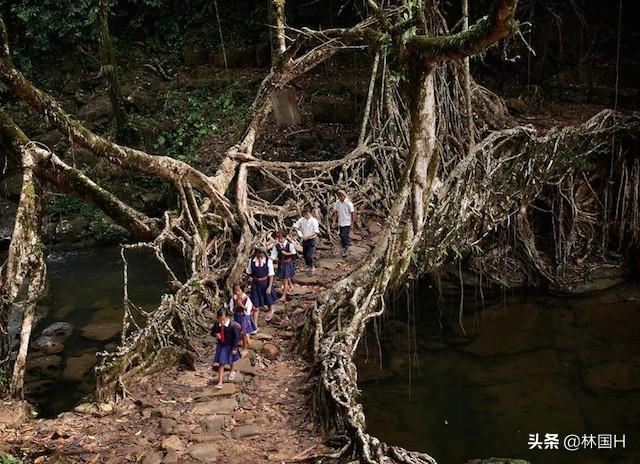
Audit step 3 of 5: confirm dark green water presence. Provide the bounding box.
[358,284,640,464]
[25,247,171,416]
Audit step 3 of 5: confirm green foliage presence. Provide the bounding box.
[45,195,128,242]
[0,366,10,394]
[152,84,246,162]
[0,451,21,464]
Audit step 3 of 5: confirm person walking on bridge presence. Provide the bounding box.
[332,190,356,257]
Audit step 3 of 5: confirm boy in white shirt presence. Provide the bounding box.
[292,206,320,277]
[332,190,356,257]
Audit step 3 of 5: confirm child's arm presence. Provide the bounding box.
[210,321,220,338]
[230,324,240,354]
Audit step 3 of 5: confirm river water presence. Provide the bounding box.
[358,282,640,464]
[25,247,171,416]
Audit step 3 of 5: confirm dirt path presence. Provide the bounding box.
[0,226,380,463]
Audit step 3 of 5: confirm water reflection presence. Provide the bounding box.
[26,247,175,416]
[358,283,640,463]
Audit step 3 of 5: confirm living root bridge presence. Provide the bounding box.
[303,110,640,464]
[2,1,639,463]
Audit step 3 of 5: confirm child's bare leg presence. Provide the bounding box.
[217,364,224,385]
[243,335,249,352]
[252,309,259,329]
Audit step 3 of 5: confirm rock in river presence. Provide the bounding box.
[31,335,64,354]
[62,352,97,382]
[42,321,73,339]
[81,322,122,341]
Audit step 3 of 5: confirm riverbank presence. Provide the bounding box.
[0,226,381,463]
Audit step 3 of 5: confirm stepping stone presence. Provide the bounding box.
[231,424,264,439]
[190,433,227,443]
[159,418,177,434]
[292,274,318,285]
[254,333,273,341]
[223,371,245,384]
[201,415,226,432]
[163,449,178,464]
[162,435,184,451]
[142,451,163,464]
[249,339,264,352]
[317,258,344,270]
[235,358,257,376]
[192,398,237,415]
[188,442,219,461]
[194,383,237,400]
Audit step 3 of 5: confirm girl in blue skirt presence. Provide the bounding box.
[210,308,242,389]
[245,246,279,323]
[230,283,257,357]
[270,230,296,301]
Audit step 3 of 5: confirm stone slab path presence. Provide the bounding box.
[0,224,382,463]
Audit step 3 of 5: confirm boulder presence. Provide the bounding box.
[81,322,121,341]
[52,214,90,242]
[42,321,73,339]
[31,335,64,355]
[26,354,61,376]
[24,379,54,396]
[261,343,279,360]
[0,400,33,428]
[62,352,97,382]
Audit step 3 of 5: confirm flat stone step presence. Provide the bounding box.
[253,333,273,341]
[194,383,237,401]
[235,357,257,376]
[223,371,245,383]
[231,424,265,439]
[192,398,237,415]
[188,442,220,461]
[316,258,345,270]
[201,415,227,432]
[292,274,319,285]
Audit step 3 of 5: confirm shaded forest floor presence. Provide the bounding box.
[0,226,382,463]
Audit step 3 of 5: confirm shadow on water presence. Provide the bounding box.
[357,281,640,464]
[25,246,180,417]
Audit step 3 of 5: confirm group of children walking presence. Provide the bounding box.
[210,190,357,388]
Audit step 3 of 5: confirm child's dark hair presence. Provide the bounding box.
[216,308,228,318]
[275,229,286,238]
[232,283,242,292]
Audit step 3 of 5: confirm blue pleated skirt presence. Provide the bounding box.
[250,279,279,307]
[214,344,241,365]
[277,261,295,279]
[234,312,258,336]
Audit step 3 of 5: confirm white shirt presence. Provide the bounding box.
[334,199,355,227]
[245,256,275,276]
[293,216,319,238]
[270,240,291,261]
[229,294,253,316]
